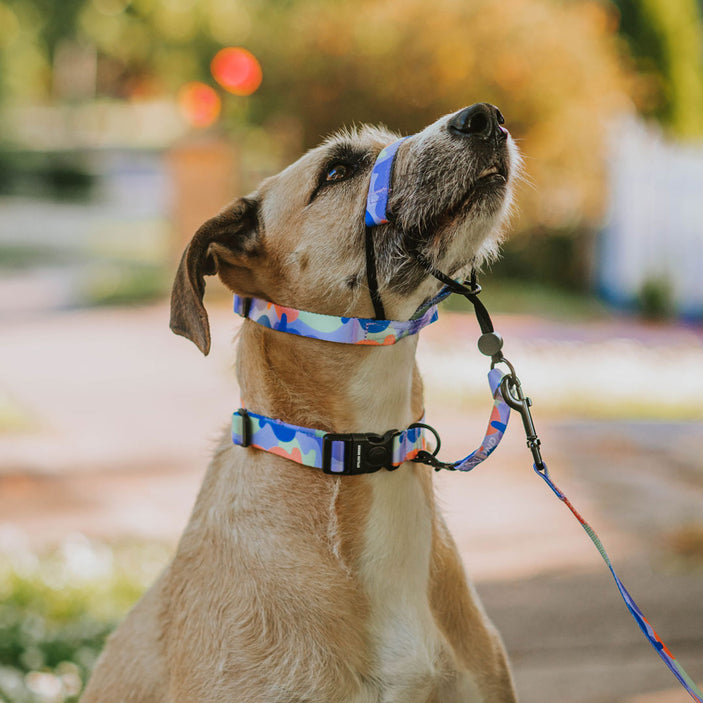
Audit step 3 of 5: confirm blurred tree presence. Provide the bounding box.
[249,0,632,235]
[0,0,637,245]
[0,0,252,100]
[612,0,703,137]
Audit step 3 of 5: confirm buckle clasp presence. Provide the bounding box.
[321,429,399,475]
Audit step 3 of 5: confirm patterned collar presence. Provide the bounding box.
[231,369,509,476]
[233,294,439,345]
[232,409,427,475]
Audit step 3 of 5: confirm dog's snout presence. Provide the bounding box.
[449,104,506,141]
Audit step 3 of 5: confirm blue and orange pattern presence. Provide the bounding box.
[233,294,438,345]
[232,410,426,473]
[537,465,703,702]
[231,370,511,475]
[453,368,511,472]
[365,137,409,227]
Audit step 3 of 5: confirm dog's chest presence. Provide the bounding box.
[358,469,472,701]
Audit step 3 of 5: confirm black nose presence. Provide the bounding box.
[448,104,505,140]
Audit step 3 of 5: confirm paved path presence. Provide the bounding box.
[1,302,702,702]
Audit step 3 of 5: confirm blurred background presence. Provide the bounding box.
[1,1,702,701]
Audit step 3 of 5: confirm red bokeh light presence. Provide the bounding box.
[211,47,263,96]
[178,82,221,128]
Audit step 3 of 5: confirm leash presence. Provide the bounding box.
[537,465,703,701]
[457,293,703,702]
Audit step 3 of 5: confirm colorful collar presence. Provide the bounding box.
[232,409,427,474]
[231,369,510,476]
[233,294,439,345]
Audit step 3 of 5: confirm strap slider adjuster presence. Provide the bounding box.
[234,408,251,447]
[321,429,399,475]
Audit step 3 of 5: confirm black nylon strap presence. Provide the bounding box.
[413,252,494,334]
[365,225,386,320]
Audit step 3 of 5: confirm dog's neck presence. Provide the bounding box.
[236,321,424,435]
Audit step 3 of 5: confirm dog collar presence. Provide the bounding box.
[231,369,510,475]
[233,294,438,345]
[232,409,427,474]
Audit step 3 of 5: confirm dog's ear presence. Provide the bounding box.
[170,196,260,355]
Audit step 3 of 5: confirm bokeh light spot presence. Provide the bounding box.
[211,47,262,96]
[177,82,221,128]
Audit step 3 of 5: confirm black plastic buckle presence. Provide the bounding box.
[321,429,399,475]
[235,408,251,447]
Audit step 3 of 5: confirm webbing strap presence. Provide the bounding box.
[232,409,427,475]
[414,368,510,472]
[536,465,703,702]
[233,294,439,345]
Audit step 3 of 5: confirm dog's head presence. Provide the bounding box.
[171,103,519,354]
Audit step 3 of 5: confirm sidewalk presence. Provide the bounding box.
[1,302,702,702]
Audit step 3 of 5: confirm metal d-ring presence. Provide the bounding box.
[408,422,442,457]
[491,354,516,377]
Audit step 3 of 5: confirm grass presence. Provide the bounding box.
[78,261,170,307]
[442,276,610,320]
[0,538,168,703]
[0,246,74,271]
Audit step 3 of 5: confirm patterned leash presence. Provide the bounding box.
[499,368,703,702]
[414,273,702,700]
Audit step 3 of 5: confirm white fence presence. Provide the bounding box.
[597,117,703,318]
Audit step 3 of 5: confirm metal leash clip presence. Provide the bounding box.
[497,366,546,471]
[476,328,546,472]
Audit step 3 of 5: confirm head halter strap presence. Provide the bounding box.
[363,136,410,320]
[363,135,489,338]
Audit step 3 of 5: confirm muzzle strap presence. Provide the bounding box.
[365,223,386,320]
[364,136,410,319]
[365,137,409,226]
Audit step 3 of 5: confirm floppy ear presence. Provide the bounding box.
[170,196,260,355]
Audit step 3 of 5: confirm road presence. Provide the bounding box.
[1,302,702,703]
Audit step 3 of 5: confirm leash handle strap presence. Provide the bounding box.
[234,294,438,345]
[535,464,703,702]
[232,409,427,474]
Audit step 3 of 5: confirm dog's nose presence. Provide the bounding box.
[448,104,505,141]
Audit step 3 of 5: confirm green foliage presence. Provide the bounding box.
[5,0,86,56]
[0,150,95,200]
[611,0,703,137]
[248,0,631,233]
[78,261,169,307]
[0,538,168,703]
[442,277,608,321]
[637,275,673,319]
[494,229,594,292]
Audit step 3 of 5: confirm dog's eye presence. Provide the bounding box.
[326,164,350,182]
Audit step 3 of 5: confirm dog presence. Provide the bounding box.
[82,104,519,702]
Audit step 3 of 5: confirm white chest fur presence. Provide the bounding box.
[359,469,442,700]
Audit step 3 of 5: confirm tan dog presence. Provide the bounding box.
[82,104,519,702]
